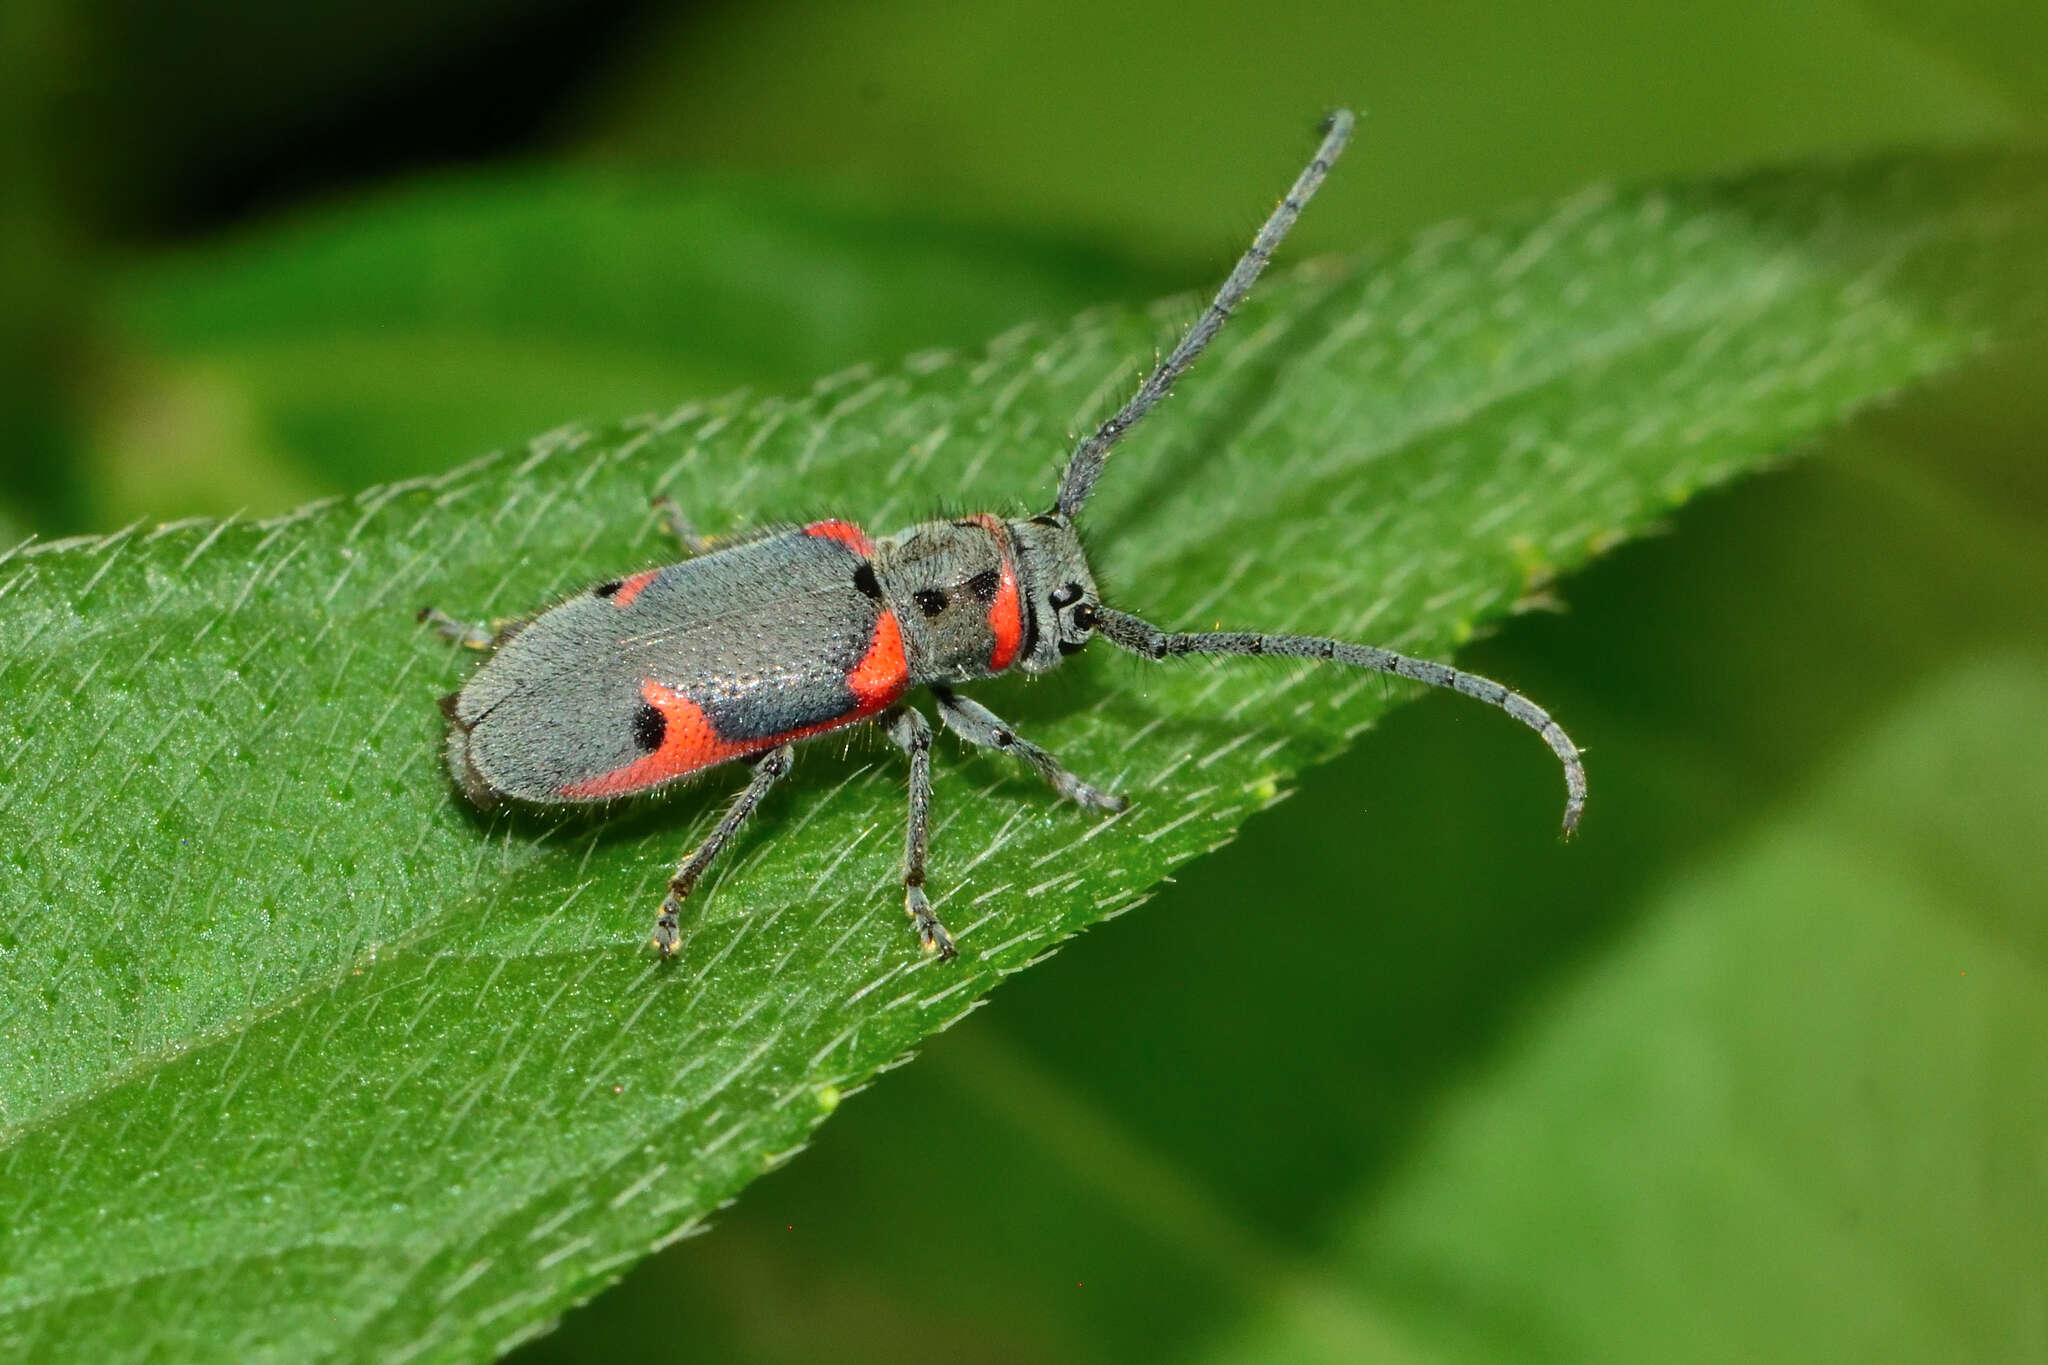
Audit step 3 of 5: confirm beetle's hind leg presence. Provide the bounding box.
[651,495,716,557]
[650,744,796,957]
[931,686,1127,813]
[883,707,955,960]
[416,606,496,649]
[417,606,527,649]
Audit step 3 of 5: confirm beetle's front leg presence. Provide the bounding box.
[931,685,1126,813]
[882,706,954,959]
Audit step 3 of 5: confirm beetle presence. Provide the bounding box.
[421,109,1586,961]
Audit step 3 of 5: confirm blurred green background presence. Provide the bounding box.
[5,2,2044,1362]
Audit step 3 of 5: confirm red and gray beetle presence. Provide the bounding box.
[421,110,1586,961]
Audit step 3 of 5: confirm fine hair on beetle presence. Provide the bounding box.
[421,109,1587,963]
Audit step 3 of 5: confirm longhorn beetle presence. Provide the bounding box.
[422,109,1586,961]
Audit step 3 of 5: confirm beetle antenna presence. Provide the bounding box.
[1052,109,1355,522]
[1092,605,1587,835]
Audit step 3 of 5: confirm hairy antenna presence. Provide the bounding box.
[1052,108,1356,521]
[1092,607,1588,835]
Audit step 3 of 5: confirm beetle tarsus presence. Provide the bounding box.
[907,887,957,960]
[650,906,684,958]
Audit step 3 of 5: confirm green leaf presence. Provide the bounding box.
[3,149,2045,1364]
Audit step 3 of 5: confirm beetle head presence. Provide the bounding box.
[1006,512,1101,674]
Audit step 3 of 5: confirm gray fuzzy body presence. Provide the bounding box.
[440,514,1104,808]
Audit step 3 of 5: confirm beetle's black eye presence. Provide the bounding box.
[1049,583,1082,610]
[914,588,950,617]
[1071,602,1099,632]
[631,701,667,753]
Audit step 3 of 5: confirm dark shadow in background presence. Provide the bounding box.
[2,0,681,531]
[58,0,677,240]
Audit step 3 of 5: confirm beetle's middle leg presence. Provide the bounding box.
[650,744,795,957]
[931,685,1127,813]
[883,706,955,960]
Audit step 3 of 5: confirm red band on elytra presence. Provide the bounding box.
[804,519,875,555]
[964,514,1022,671]
[560,679,748,798]
[609,569,662,608]
[559,608,910,801]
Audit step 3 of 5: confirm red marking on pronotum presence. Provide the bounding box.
[559,608,910,800]
[609,569,662,608]
[804,519,875,556]
[965,514,1023,671]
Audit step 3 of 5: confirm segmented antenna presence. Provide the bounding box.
[1092,607,1588,836]
[1052,109,1356,521]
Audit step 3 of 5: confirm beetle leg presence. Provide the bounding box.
[651,495,715,557]
[417,606,527,649]
[882,706,954,960]
[416,606,496,649]
[650,744,796,957]
[931,685,1127,813]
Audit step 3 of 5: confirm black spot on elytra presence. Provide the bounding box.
[594,580,623,598]
[914,588,949,617]
[631,701,666,752]
[965,568,1001,602]
[852,562,882,599]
